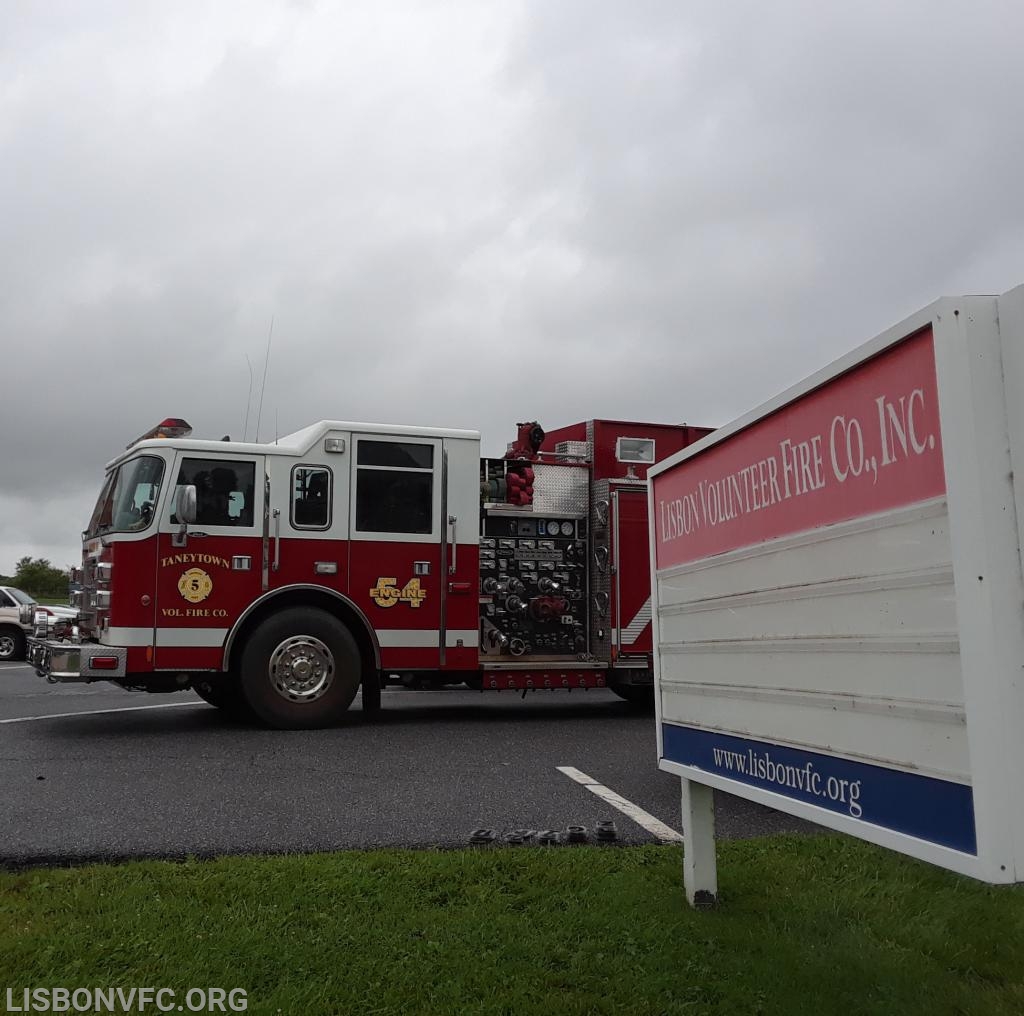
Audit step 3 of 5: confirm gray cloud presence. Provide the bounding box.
[3,0,1024,571]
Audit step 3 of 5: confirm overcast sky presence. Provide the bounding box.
[3,0,1024,574]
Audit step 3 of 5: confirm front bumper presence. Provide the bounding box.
[27,636,128,682]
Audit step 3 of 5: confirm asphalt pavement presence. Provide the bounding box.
[1,661,814,865]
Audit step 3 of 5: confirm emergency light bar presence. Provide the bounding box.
[127,418,193,448]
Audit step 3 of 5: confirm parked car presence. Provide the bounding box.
[0,586,77,661]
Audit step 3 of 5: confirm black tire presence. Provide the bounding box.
[0,627,26,662]
[193,675,254,718]
[239,608,361,729]
[610,683,655,709]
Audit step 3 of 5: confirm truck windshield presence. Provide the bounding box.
[86,455,166,536]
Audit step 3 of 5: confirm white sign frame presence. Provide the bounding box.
[650,286,1024,902]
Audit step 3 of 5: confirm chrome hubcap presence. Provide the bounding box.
[268,635,334,703]
[0,635,15,657]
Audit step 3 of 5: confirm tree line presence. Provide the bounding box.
[1,557,72,599]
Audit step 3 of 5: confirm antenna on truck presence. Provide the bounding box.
[242,353,254,442]
[254,316,274,443]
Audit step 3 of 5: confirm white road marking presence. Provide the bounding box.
[557,765,684,843]
[0,702,206,725]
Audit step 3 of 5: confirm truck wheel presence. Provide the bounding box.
[610,684,655,710]
[0,627,26,662]
[239,608,361,729]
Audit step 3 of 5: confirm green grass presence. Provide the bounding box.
[2,836,1022,1015]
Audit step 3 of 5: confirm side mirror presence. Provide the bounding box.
[176,485,198,524]
[172,485,198,547]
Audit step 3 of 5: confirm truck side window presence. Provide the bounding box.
[292,467,331,529]
[355,440,433,534]
[171,459,256,527]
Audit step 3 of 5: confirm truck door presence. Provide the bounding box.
[347,434,443,671]
[612,486,654,658]
[154,451,265,671]
[264,442,351,599]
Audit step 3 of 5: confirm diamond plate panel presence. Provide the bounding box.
[554,440,591,462]
[532,463,589,515]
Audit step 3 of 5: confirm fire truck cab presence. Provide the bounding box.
[27,416,710,728]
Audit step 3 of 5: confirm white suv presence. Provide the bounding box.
[0,586,77,661]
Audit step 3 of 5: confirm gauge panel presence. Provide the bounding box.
[480,513,586,657]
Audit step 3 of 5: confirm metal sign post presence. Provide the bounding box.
[680,778,718,908]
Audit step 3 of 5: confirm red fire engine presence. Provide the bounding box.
[27,416,710,728]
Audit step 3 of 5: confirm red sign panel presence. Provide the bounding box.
[654,328,946,569]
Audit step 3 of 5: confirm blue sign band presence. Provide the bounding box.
[662,724,977,855]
